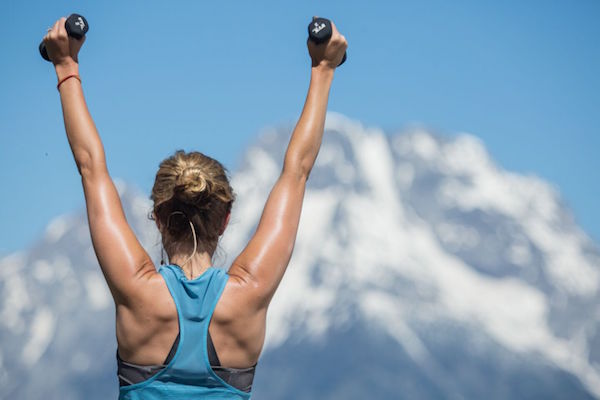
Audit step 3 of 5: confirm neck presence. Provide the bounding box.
[168,251,214,280]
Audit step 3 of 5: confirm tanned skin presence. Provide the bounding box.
[43,16,347,369]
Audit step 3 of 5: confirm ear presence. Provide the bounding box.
[219,211,231,235]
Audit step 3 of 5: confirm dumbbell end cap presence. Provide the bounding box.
[308,17,333,44]
[39,42,50,62]
[65,14,89,39]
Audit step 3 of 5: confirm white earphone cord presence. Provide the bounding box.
[180,220,198,270]
[162,212,198,277]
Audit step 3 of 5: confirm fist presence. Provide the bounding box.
[307,18,347,69]
[43,17,85,65]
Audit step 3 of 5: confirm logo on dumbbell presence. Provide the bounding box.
[311,22,326,35]
[75,16,86,31]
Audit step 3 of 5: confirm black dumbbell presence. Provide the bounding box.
[307,17,346,66]
[39,14,89,62]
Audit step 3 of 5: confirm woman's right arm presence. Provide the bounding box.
[43,18,155,306]
[228,20,347,310]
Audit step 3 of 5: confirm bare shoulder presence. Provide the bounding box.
[146,270,178,314]
[210,270,267,366]
[215,271,258,320]
[119,270,175,316]
[115,269,179,363]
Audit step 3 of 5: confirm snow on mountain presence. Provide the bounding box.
[223,113,600,398]
[0,113,598,399]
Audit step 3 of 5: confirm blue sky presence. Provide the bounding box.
[1,1,599,256]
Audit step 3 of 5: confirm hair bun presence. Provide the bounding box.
[173,166,211,204]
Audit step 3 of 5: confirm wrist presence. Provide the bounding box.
[55,60,79,82]
[311,64,335,81]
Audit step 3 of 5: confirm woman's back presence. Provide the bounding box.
[115,265,264,371]
[118,265,253,399]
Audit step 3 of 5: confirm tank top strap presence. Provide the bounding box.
[157,264,229,382]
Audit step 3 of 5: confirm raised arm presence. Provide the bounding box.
[44,17,154,305]
[228,19,347,309]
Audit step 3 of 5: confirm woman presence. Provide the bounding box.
[42,15,347,399]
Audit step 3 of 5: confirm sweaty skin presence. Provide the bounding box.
[44,17,347,370]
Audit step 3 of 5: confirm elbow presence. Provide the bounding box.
[282,155,313,182]
[76,150,107,178]
[299,161,314,180]
[75,152,91,176]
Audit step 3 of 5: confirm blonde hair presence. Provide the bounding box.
[151,150,234,259]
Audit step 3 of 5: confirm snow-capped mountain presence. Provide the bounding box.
[1,113,598,399]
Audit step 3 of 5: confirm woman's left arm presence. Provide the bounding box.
[45,18,155,305]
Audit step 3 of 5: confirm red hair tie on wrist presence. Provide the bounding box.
[57,74,81,91]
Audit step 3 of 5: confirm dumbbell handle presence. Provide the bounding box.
[39,14,89,62]
[307,17,347,67]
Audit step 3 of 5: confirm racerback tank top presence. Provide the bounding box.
[118,264,253,400]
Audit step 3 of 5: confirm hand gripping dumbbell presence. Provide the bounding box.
[39,14,89,62]
[307,17,347,66]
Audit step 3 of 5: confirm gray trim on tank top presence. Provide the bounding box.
[116,330,256,392]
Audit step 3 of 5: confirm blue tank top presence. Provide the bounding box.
[118,264,253,400]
